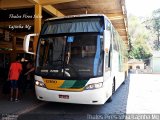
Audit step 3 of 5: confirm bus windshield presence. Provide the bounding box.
[36,33,104,79]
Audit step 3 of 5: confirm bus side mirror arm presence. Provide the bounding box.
[23,33,39,55]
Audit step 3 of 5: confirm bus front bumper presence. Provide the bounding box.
[35,86,107,105]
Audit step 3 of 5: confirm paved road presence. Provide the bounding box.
[1,74,160,120]
[126,74,160,113]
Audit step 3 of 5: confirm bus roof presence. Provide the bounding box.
[45,14,110,22]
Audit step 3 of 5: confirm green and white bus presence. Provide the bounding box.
[24,14,128,105]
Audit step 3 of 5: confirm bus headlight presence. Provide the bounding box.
[85,82,103,90]
[35,80,46,88]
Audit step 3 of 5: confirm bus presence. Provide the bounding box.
[23,14,128,105]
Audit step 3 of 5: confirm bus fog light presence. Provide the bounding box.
[35,80,46,88]
[85,82,103,90]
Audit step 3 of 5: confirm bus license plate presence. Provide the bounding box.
[59,94,69,99]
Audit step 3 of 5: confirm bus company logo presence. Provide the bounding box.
[46,80,58,84]
[50,70,59,73]
[41,69,48,72]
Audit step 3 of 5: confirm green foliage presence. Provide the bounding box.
[143,8,160,50]
[128,15,152,61]
[152,9,160,50]
[128,44,152,60]
[152,9,160,32]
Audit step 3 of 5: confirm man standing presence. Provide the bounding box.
[8,56,22,101]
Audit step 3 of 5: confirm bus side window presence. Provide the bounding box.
[113,31,119,51]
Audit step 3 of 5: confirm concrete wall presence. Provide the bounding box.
[151,57,160,73]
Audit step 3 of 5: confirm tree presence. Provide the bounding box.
[152,8,160,49]
[143,8,160,50]
[128,15,152,64]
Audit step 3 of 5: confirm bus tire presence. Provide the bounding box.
[107,78,115,102]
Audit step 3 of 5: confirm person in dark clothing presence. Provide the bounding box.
[23,61,35,92]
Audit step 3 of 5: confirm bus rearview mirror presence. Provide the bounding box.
[23,33,39,55]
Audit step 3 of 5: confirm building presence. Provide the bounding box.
[128,59,145,70]
[128,59,145,73]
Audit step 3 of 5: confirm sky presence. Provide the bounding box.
[126,0,160,17]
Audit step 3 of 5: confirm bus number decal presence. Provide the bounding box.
[46,80,57,83]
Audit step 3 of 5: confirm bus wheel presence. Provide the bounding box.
[107,78,115,102]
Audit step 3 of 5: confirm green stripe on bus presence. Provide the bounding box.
[71,80,88,88]
[60,80,76,88]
